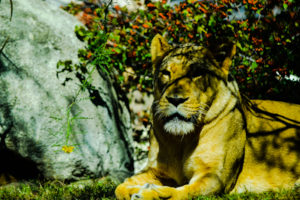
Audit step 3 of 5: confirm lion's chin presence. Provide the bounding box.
[163,117,195,135]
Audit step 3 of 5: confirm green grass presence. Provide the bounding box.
[0,180,299,200]
[0,179,116,200]
[194,189,300,200]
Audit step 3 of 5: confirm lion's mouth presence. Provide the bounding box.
[162,113,195,135]
[164,113,192,123]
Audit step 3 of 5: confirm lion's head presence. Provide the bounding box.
[151,34,239,135]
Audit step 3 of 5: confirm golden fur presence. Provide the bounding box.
[115,34,300,199]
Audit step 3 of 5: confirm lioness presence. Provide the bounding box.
[115,34,300,199]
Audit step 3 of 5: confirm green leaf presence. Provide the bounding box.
[250,62,258,72]
[195,15,203,22]
[226,24,234,31]
[182,9,188,16]
[236,41,242,50]
[243,59,249,66]
[208,16,215,27]
[197,26,207,34]
[118,75,124,83]
[186,23,193,31]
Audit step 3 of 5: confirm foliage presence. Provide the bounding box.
[61,0,300,103]
[0,179,299,200]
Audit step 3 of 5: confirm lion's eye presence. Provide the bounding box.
[189,66,206,78]
[161,69,171,77]
[159,69,170,85]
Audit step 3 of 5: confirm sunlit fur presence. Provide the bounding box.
[115,34,300,200]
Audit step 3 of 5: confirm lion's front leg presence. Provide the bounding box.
[115,170,163,200]
[118,174,223,200]
[176,173,223,197]
[134,173,223,200]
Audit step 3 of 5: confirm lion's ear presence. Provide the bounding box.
[210,42,236,75]
[221,42,236,75]
[151,34,171,63]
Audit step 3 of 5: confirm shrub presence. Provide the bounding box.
[60,0,300,102]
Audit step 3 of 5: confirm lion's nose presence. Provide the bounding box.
[166,96,189,107]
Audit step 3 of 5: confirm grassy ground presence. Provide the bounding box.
[0,179,299,200]
[0,179,115,200]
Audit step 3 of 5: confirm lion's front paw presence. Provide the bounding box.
[115,183,181,200]
[131,184,180,200]
[115,183,163,200]
[130,184,161,200]
[115,183,141,200]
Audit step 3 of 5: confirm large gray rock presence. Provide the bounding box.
[0,0,133,182]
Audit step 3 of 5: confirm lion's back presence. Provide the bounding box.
[246,100,300,131]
